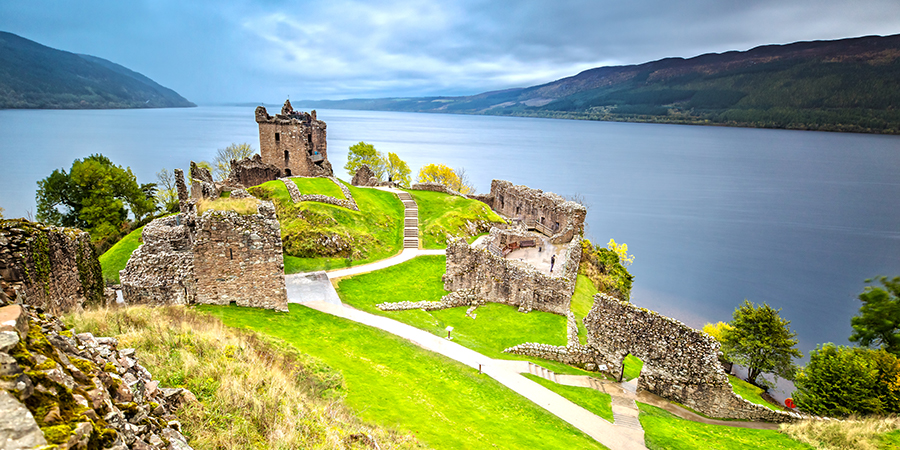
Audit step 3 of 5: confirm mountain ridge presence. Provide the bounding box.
[0,31,195,109]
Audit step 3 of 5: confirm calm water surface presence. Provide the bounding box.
[1,106,899,358]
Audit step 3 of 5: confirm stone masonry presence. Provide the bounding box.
[228,154,282,188]
[475,180,586,244]
[584,293,802,422]
[0,219,104,315]
[121,171,288,311]
[255,100,333,178]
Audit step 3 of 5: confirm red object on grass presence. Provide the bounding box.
[784,398,796,408]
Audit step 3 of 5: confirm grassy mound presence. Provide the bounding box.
[251,179,403,273]
[637,403,810,450]
[407,190,504,249]
[65,306,421,449]
[203,304,608,450]
[291,177,345,198]
[522,374,614,422]
[728,375,786,412]
[335,255,601,377]
[99,225,144,283]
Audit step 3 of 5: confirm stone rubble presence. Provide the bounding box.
[0,303,195,449]
[279,177,360,211]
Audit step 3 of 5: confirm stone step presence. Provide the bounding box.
[397,192,413,200]
[404,229,418,237]
[613,415,643,430]
[404,218,418,227]
[611,396,637,408]
[403,240,419,249]
[404,210,418,217]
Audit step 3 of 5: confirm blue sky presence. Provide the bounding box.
[2,0,899,104]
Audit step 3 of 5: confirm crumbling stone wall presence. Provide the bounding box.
[193,205,287,310]
[584,293,802,423]
[0,220,103,314]
[477,180,586,244]
[190,161,220,200]
[256,100,333,178]
[351,165,378,187]
[503,311,600,369]
[228,154,282,188]
[410,182,465,197]
[280,177,359,211]
[120,216,195,306]
[441,235,581,315]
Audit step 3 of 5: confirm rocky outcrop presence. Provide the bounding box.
[0,220,104,315]
[0,303,195,449]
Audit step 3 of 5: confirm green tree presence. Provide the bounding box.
[36,154,155,242]
[416,164,475,194]
[793,344,900,417]
[155,168,179,213]
[345,142,385,179]
[851,276,900,356]
[383,152,411,187]
[213,142,255,181]
[721,300,802,387]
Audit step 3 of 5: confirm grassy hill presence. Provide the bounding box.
[297,34,900,134]
[0,31,194,109]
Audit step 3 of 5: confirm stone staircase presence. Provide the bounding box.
[397,192,419,249]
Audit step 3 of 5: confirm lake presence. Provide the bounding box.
[1,106,899,358]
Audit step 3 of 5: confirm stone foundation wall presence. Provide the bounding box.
[193,207,287,311]
[441,236,580,315]
[479,180,586,244]
[410,182,465,197]
[585,293,802,422]
[228,154,282,188]
[0,220,104,314]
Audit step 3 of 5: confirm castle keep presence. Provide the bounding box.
[255,100,333,178]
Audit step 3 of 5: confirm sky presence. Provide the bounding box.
[2,0,899,104]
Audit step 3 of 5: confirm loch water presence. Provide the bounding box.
[1,106,899,358]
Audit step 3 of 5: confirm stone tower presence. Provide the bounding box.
[255,99,333,177]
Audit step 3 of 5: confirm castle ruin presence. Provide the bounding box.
[255,100,333,178]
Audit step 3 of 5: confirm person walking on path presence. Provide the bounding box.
[550,254,556,272]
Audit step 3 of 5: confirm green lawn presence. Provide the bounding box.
[99,225,144,283]
[407,189,504,249]
[522,374,614,422]
[251,178,404,273]
[292,177,345,198]
[623,354,644,381]
[728,375,786,411]
[201,304,608,450]
[571,274,598,344]
[637,402,811,450]
[335,255,603,377]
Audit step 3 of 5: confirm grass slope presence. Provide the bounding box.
[729,375,786,411]
[637,402,811,450]
[521,374,614,422]
[292,177,345,198]
[202,304,608,450]
[571,274,598,344]
[98,225,144,283]
[407,190,504,249]
[335,255,601,377]
[251,179,403,273]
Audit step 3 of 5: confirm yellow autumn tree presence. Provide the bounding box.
[607,238,634,266]
[702,322,733,343]
[416,164,475,194]
[383,152,411,187]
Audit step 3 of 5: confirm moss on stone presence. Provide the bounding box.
[103,362,117,373]
[70,357,96,374]
[33,359,57,370]
[41,423,72,445]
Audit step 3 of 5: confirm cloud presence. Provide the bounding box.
[1,0,899,103]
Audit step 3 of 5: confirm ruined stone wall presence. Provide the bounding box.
[0,220,103,314]
[120,215,195,306]
[442,236,580,315]
[410,182,465,197]
[190,161,219,200]
[192,203,287,311]
[584,293,802,422]
[228,154,282,188]
[256,100,332,178]
[481,180,586,244]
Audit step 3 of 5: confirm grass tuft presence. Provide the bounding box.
[197,197,260,215]
[781,416,900,450]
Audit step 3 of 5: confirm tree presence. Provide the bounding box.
[793,344,900,417]
[720,300,802,387]
[606,238,634,266]
[702,321,733,343]
[213,143,255,181]
[416,164,475,194]
[36,154,155,242]
[851,276,900,356]
[0,206,4,219]
[345,142,385,179]
[383,152,411,187]
[155,168,179,213]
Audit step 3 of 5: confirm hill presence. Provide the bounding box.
[297,34,900,134]
[0,31,195,109]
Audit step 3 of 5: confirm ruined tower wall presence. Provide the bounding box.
[119,215,195,306]
[255,101,332,178]
[0,220,104,314]
[192,206,287,311]
[481,180,586,244]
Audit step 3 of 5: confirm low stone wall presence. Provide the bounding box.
[280,177,359,211]
[441,236,580,315]
[0,219,104,314]
[585,293,803,422]
[479,180,586,244]
[410,182,465,197]
[503,311,599,369]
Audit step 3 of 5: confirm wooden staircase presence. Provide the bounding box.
[397,192,419,249]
